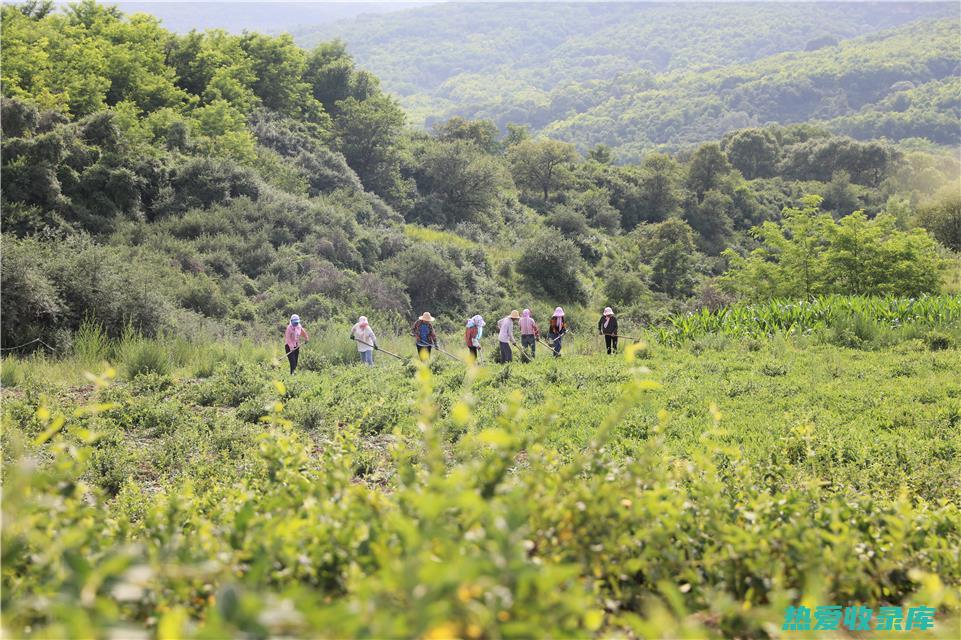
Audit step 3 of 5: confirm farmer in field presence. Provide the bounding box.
[598,306,618,354]
[518,308,539,357]
[497,309,520,362]
[547,307,567,357]
[412,312,437,360]
[284,314,310,374]
[349,315,378,366]
[465,314,485,362]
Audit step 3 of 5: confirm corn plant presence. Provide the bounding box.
[654,295,961,345]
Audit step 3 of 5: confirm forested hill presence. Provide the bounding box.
[2,1,959,354]
[299,2,961,160]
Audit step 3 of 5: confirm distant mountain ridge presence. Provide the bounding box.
[542,17,961,158]
[296,1,960,160]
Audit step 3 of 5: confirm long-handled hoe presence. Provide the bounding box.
[537,336,558,353]
[432,341,465,363]
[415,341,462,363]
[596,332,642,354]
[276,340,307,368]
[539,330,570,356]
[606,333,642,342]
[507,340,533,363]
[352,337,405,361]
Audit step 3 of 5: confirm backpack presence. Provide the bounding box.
[419,322,431,343]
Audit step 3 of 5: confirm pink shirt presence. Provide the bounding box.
[519,317,537,335]
[285,324,309,349]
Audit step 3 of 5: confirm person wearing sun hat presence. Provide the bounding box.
[497,309,520,363]
[465,314,486,362]
[547,306,567,358]
[518,308,539,358]
[349,315,378,366]
[284,313,310,374]
[411,311,437,360]
[598,306,619,354]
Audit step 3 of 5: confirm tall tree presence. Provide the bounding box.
[414,139,510,226]
[508,138,578,202]
[686,142,733,202]
[684,189,734,255]
[640,218,699,297]
[820,170,860,217]
[587,144,615,164]
[433,116,500,154]
[635,153,682,226]
[334,94,406,198]
[239,32,325,121]
[304,40,378,115]
[723,128,780,179]
[915,194,961,252]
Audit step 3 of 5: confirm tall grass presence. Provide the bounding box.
[0,332,281,388]
[1,356,27,388]
[72,320,110,364]
[403,224,479,251]
[122,340,171,379]
[943,255,961,294]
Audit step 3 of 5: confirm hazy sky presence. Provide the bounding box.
[53,1,436,33]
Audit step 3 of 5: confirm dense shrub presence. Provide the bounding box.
[159,157,262,217]
[722,195,945,300]
[925,329,953,351]
[383,245,469,316]
[915,194,961,252]
[0,234,169,349]
[0,234,62,348]
[603,269,651,308]
[516,229,587,303]
[177,274,230,318]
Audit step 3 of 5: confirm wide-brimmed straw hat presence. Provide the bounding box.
[419,312,435,322]
[553,307,565,317]
[603,307,614,316]
[509,309,520,319]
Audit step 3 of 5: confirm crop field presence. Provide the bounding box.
[2,329,959,638]
[653,295,961,345]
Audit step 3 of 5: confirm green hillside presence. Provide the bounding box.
[3,1,960,355]
[301,2,961,159]
[3,2,961,637]
[544,18,961,159]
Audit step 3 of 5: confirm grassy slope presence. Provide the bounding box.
[4,336,959,502]
[288,338,961,499]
